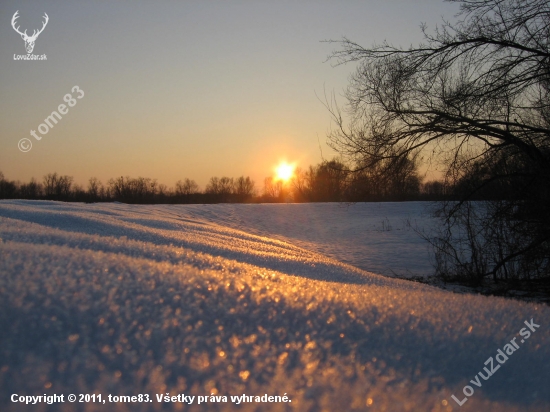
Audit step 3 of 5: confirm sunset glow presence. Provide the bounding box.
[275,162,295,182]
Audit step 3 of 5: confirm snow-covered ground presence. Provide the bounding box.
[179,202,436,278]
[0,200,549,412]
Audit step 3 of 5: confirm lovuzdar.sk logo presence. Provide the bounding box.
[11,10,49,60]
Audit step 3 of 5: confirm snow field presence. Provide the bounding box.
[178,202,437,278]
[0,200,549,411]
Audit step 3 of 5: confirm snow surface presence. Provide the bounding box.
[0,200,549,412]
[178,202,437,278]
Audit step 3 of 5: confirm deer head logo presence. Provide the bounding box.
[11,11,49,54]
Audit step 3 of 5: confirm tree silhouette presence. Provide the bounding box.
[234,176,256,201]
[329,0,550,285]
[43,173,73,201]
[175,179,200,196]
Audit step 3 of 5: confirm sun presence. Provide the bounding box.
[275,162,295,182]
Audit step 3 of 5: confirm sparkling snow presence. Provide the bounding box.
[0,200,548,412]
[178,202,437,278]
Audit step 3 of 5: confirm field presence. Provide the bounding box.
[0,200,549,411]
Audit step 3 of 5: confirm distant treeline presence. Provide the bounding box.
[0,156,499,204]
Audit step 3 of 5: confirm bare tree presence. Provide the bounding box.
[218,177,234,196]
[290,167,310,202]
[234,176,255,201]
[175,178,199,196]
[0,172,17,199]
[421,180,447,200]
[307,159,350,202]
[263,177,283,200]
[87,177,103,200]
[205,177,221,195]
[107,176,126,199]
[107,176,158,202]
[43,173,73,200]
[157,184,168,198]
[19,178,43,199]
[206,176,234,202]
[328,0,550,286]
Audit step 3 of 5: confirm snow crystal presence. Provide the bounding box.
[0,200,548,411]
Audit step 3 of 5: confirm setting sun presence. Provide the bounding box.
[275,162,295,182]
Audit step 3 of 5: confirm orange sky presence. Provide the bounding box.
[0,0,458,189]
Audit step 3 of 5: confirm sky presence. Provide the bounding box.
[0,0,460,189]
